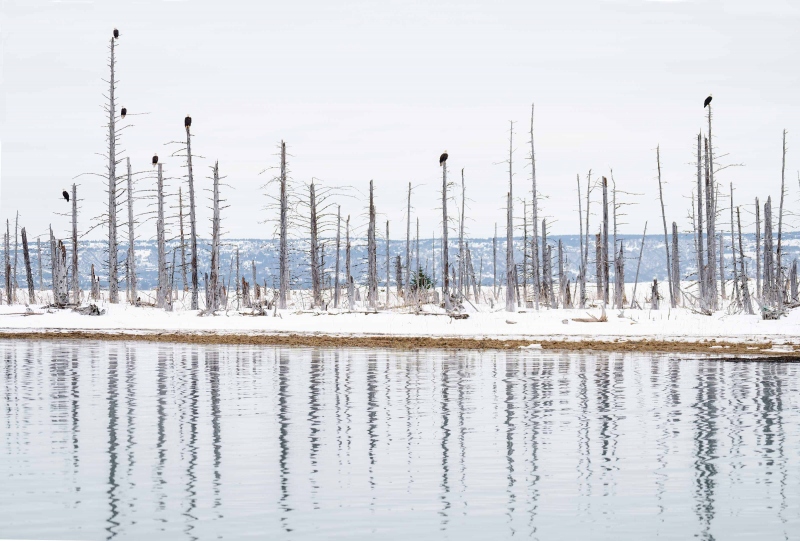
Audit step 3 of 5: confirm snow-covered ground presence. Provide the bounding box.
[0,287,798,349]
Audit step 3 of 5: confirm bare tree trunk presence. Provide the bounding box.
[346,215,353,309]
[791,260,798,303]
[235,247,240,310]
[415,217,420,305]
[386,220,390,308]
[719,234,727,301]
[777,130,787,310]
[55,241,68,306]
[530,104,541,311]
[442,161,451,310]
[583,171,592,307]
[21,228,34,304]
[90,264,99,301]
[278,141,289,309]
[672,221,680,303]
[252,260,257,304]
[656,146,674,307]
[615,241,625,308]
[737,207,754,314]
[458,169,466,301]
[367,180,378,309]
[207,161,221,313]
[704,137,717,310]
[764,197,774,304]
[155,163,167,309]
[492,223,497,298]
[522,200,528,306]
[755,197,761,304]
[4,223,10,304]
[125,158,136,303]
[595,232,602,300]
[72,183,80,304]
[186,121,199,309]
[577,174,585,309]
[696,133,705,306]
[309,181,321,307]
[631,222,648,309]
[37,237,43,293]
[395,255,403,294]
[651,279,659,310]
[107,37,119,304]
[558,239,565,308]
[730,183,740,303]
[467,243,479,300]
[505,122,516,313]
[334,205,341,308]
[611,174,619,308]
[602,176,609,305]
[178,187,188,292]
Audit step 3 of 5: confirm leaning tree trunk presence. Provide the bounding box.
[631,222,648,309]
[656,146,674,307]
[156,163,168,309]
[72,183,80,304]
[186,119,199,309]
[21,227,34,304]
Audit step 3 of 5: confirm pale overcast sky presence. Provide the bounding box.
[1,0,799,242]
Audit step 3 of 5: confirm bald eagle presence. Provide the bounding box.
[113,28,119,39]
[704,95,712,108]
[62,190,70,202]
[152,154,159,166]
[439,151,448,166]
[185,115,192,130]
[120,107,127,119]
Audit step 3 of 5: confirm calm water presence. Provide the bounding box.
[1,341,799,540]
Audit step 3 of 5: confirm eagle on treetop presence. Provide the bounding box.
[439,151,448,166]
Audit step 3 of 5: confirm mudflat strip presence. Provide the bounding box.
[0,329,798,358]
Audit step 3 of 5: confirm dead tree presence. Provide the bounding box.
[405,183,412,302]
[385,221,390,308]
[656,146,674,307]
[558,239,566,308]
[764,197,774,304]
[367,180,378,309]
[156,163,168,309]
[106,34,120,304]
[458,169,466,300]
[346,215,353,309]
[695,133,706,307]
[651,279,659,309]
[522,200,528,304]
[278,141,289,309]
[178,187,188,292]
[90,264,99,301]
[125,158,136,303]
[207,161,222,313]
[530,104,541,310]
[791,260,798,303]
[334,205,341,308]
[3,222,9,304]
[395,255,403,294]
[595,232,602,299]
[21,227,34,304]
[671,222,680,302]
[492,223,497,298]
[602,176,609,305]
[50,227,68,305]
[776,130,788,309]
[615,241,625,308]
[631,222,648,309]
[309,180,321,307]
[13,212,19,299]
[755,197,761,304]
[37,237,43,292]
[704,136,718,309]
[542,219,554,308]
[736,207,754,314]
[72,183,80,304]
[719,234,726,301]
[505,122,516,312]
[441,160,451,310]
[730,184,740,303]
[577,174,586,308]
[184,117,200,310]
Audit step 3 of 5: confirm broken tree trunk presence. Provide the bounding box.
[156,163,168,309]
[21,227,34,304]
[631,222,648,309]
[656,146,675,307]
[405,183,412,303]
[737,207,754,315]
[704,136,717,310]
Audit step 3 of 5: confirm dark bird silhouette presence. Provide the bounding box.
[439,151,448,166]
[152,154,158,166]
[113,28,119,39]
[185,115,192,130]
[704,94,712,108]
[120,107,127,119]
[62,191,70,202]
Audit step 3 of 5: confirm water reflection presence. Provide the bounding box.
[1,342,800,540]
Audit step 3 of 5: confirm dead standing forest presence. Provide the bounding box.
[2,29,797,319]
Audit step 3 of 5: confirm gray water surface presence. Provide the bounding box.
[1,341,799,540]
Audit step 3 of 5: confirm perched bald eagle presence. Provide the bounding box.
[62,190,70,202]
[439,151,448,166]
[120,107,127,119]
[185,115,192,130]
[113,28,119,39]
[152,154,159,166]
[704,94,712,108]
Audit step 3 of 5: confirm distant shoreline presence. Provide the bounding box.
[1,329,797,358]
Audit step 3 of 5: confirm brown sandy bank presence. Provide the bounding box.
[0,329,798,358]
